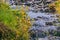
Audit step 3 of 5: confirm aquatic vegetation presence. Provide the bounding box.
[0,3,31,40]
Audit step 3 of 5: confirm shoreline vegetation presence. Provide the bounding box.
[0,0,60,40]
[0,3,31,40]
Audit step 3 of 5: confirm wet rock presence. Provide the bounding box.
[45,22,53,26]
[34,18,38,21]
[44,9,50,13]
[55,30,60,36]
[40,9,44,12]
[57,27,60,30]
[53,21,57,23]
[38,32,47,38]
[37,16,42,18]
[48,29,56,35]
[47,36,60,40]
[29,30,47,38]
[32,23,38,26]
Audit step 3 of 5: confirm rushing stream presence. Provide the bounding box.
[7,0,60,40]
[26,8,60,40]
[10,4,60,40]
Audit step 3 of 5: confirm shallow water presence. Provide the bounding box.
[10,5,60,40]
[27,8,59,40]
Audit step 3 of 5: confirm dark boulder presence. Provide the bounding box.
[45,22,53,25]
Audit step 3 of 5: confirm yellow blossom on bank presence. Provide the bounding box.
[49,0,60,14]
[0,3,31,40]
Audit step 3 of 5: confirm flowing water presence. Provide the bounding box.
[26,7,60,40]
[10,4,60,40]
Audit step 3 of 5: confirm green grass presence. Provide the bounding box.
[0,3,31,40]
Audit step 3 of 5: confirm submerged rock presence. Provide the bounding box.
[45,22,53,26]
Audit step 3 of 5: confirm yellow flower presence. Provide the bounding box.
[16,16,19,19]
[49,3,55,7]
[27,18,30,21]
[15,30,20,35]
[20,20,22,22]
[28,21,31,24]
[58,0,60,2]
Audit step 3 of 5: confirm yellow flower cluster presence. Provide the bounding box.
[15,7,31,40]
[49,0,60,14]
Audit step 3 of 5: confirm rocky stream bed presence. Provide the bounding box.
[26,7,60,40]
[10,0,60,40]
